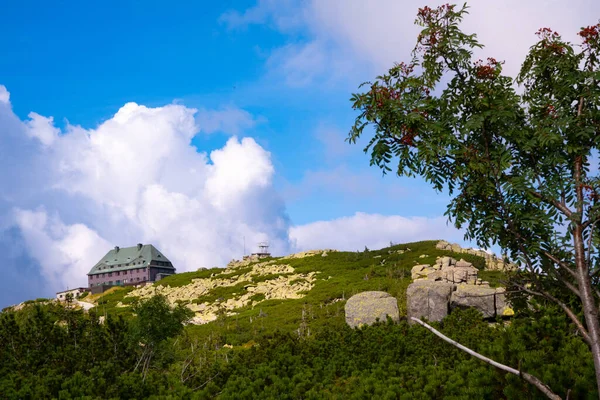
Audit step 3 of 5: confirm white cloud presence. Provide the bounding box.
[14,208,112,290]
[25,112,60,146]
[0,88,291,297]
[290,212,467,252]
[225,0,600,85]
[0,85,10,104]
[266,41,330,87]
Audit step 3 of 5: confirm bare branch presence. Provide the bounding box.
[411,317,562,400]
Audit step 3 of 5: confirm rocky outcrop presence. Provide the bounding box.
[345,291,400,328]
[125,258,318,325]
[435,240,517,271]
[408,253,513,322]
[411,257,482,285]
[407,281,454,323]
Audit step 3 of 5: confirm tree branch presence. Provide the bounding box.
[411,317,562,400]
[528,189,573,219]
[586,219,598,270]
[514,284,591,346]
[542,251,578,279]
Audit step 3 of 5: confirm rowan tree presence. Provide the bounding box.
[349,3,600,397]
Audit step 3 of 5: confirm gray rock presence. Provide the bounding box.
[407,280,454,323]
[345,291,400,328]
[411,264,435,280]
[455,258,472,268]
[438,256,452,268]
[450,284,497,318]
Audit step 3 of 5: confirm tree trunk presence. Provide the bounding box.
[574,223,600,396]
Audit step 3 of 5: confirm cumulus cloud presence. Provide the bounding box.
[14,208,112,290]
[24,112,60,146]
[0,85,290,299]
[290,212,467,252]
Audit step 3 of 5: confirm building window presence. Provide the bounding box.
[116,280,121,285]
[116,271,120,276]
[108,272,112,277]
[108,281,113,285]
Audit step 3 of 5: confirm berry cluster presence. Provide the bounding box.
[579,24,599,44]
[474,58,502,80]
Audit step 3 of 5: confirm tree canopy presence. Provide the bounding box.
[349,3,600,396]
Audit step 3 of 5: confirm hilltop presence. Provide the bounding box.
[86,239,506,342]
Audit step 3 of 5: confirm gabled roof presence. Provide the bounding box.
[88,244,173,275]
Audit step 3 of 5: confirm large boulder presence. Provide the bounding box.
[407,280,454,323]
[451,284,501,318]
[345,291,400,328]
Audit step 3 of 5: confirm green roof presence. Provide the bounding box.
[88,244,174,275]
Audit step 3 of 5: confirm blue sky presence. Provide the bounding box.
[0,0,597,307]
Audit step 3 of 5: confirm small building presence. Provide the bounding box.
[243,242,271,261]
[87,243,176,294]
[56,287,89,301]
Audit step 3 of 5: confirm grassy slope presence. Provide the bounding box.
[90,240,506,344]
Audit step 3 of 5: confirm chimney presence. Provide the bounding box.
[114,246,120,253]
[137,243,143,250]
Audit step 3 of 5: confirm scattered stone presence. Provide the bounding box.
[124,258,318,325]
[345,291,400,328]
[419,254,428,258]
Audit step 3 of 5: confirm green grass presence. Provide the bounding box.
[478,270,508,288]
[92,286,136,317]
[191,281,251,304]
[94,240,506,345]
[155,267,223,287]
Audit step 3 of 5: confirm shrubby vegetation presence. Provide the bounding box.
[0,296,595,399]
[0,241,597,399]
